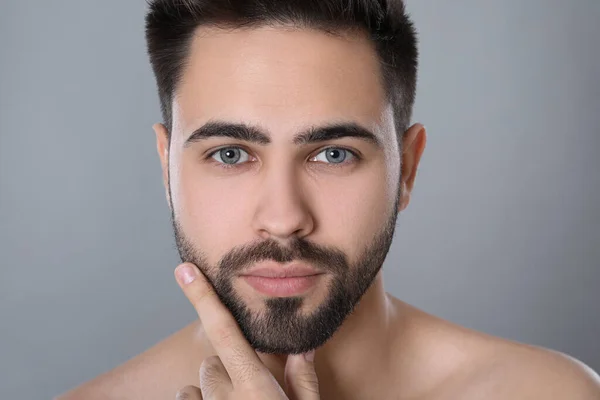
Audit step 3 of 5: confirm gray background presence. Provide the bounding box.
[0,0,598,398]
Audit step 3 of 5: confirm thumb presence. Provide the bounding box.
[284,350,320,400]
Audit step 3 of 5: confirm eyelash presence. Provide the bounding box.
[205,146,361,170]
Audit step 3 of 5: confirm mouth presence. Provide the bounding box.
[240,262,322,278]
[240,274,324,297]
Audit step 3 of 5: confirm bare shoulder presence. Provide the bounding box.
[54,321,208,400]
[462,340,600,399]
[387,299,600,399]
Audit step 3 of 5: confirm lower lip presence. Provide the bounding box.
[241,274,323,297]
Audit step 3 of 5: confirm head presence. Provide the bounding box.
[145,0,426,354]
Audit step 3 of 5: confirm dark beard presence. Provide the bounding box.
[169,185,400,354]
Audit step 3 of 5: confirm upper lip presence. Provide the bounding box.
[240,262,323,278]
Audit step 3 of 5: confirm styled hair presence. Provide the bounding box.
[144,0,418,145]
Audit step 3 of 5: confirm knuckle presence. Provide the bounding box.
[195,279,216,303]
[200,356,223,378]
[225,346,263,384]
[235,359,263,384]
[199,357,226,395]
[295,371,320,394]
[212,321,239,348]
[175,385,202,400]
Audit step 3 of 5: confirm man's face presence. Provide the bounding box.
[157,26,403,354]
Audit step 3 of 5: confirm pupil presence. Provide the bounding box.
[326,149,345,163]
[221,148,240,164]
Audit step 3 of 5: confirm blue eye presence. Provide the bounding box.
[207,146,359,169]
[210,147,251,165]
[312,147,356,164]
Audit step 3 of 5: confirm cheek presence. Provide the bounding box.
[174,162,254,255]
[318,164,393,253]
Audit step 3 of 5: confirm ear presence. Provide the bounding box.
[398,123,427,212]
[154,123,171,209]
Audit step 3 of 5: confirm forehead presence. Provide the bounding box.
[173,25,391,143]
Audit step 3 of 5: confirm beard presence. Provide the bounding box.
[168,187,400,355]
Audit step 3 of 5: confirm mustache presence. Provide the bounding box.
[218,237,349,276]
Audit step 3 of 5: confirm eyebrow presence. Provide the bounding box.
[183,120,383,149]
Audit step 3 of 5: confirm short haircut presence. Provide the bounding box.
[144,0,419,146]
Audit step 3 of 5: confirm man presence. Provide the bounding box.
[58,0,600,398]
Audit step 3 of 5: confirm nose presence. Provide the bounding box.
[251,165,315,241]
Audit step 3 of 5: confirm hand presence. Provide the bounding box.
[173,262,320,400]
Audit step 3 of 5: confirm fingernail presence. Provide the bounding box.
[176,264,198,285]
[304,350,315,362]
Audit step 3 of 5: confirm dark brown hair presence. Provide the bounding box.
[144,0,418,145]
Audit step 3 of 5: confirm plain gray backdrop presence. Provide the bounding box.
[0,0,598,398]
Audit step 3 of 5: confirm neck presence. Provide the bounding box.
[258,270,398,396]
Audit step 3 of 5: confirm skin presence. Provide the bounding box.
[173,262,320,399]
[56,26,600,399]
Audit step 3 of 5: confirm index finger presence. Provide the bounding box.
[175,262,265,386]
